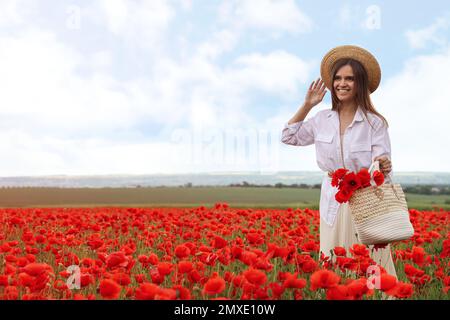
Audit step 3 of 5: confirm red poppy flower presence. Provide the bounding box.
[112,272,131,286]
[87,239,104,250]
[80,274,94,287]
[246,232,264,245]
[155,288,177,300]
[372,170,384,186]
[134,274,145,284]
[21,263,53,276]
[326,285,351,300]
[346,278,369,299]
[335,188,353,203]
[149,268,164,285]
[310,270,341,290]
[282,273,307,289]
[106,252,129,270]
[331,168,350,188]
[212,236,228,249]
[16,257,28,267]
[203,274,226,295]
[349,244,370,257]
[18,272,34,287]
[178,260,193,274]
[147,253,159,265]
[404,264,424,277]
[331,168,349,184]
[53,279,68,291]
[157,262,173,276]
[333,247,347,257]
[3,286,19,300]
[412,246,426,265]
[188,269,202,283]
[0,275,9,286]
[138,255,148,264]
[269,282,285,298]
[336,257,354,270]
[135,282,160,300]
[331,176,340,187]
[99,279,121,299]
[172,285,191,300]
[387,282,414,299]
[254,286,269,299]
[174,244,191,259]
[243,268,267,286]
[301,259,318,273]
[380,274,397,291]
[356,168,371,187]
[240,251,258,266]
[342,172,362,192]
[444,276,450,287]
[231,274,245,288]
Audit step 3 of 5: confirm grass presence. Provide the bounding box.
[0,186,448,210]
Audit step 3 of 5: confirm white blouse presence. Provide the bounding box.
[281,106,392,227]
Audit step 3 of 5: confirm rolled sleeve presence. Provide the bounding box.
[281,119,315,146]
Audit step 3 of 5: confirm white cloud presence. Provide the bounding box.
[86,0,174,49]
[0,20,313,175]
[338,4,353,30]
[179,0,192,11]
[0,30,137,134]
[144,48,313,131]
[196,29,239,60]
[0,130,181,175]
[0,0,34,26]
[371,46,450,172]
[227,51,312,97]
[406,16,450,49]
[336,3,382,31]
[219,0,313,35]
[90,50,113,69]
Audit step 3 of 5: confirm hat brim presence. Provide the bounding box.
[320,45,381,93]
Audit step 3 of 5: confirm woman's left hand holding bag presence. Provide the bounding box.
[373,155,392,176]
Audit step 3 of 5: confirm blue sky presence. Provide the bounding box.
[0,0,449,176]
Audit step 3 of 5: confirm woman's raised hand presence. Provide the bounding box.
[305,78,327,109]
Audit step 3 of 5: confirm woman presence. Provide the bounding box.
[281,45,397,277]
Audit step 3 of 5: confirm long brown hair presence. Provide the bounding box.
[330,58,388,128]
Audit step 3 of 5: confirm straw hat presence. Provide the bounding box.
[320,45,381,93]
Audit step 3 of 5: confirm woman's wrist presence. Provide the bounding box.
[302,101,314,110]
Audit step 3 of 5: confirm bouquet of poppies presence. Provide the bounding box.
[331,167,385,203]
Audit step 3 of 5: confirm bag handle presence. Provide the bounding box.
[368,160,400,200]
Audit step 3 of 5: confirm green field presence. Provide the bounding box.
[0,187,449,210]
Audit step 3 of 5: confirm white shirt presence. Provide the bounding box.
[281,106,392,227]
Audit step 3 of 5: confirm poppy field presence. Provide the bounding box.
[0,204,448,300]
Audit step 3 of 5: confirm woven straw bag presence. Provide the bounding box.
[348,161,414,245]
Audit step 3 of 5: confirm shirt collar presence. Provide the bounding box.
[327,106,365,128]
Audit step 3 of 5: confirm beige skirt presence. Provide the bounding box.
[320,202,398,278]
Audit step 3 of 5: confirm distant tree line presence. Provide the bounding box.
[402,185,450,195]
[180,182,450,194]
[227,181,321,189]
[180,181,321,189]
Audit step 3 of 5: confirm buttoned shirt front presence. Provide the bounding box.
[281,106,392,227]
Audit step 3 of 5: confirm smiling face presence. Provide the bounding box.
[333,64,357,104]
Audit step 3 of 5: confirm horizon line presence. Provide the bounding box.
[1,170,450,179]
